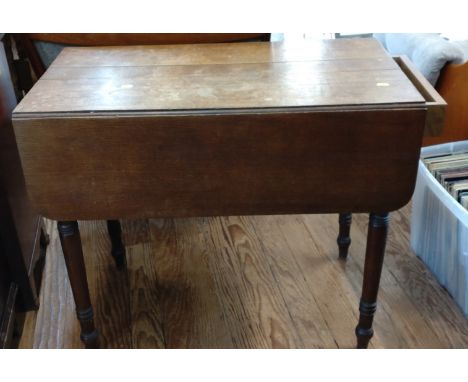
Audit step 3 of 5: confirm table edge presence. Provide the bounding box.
[12,103,427,120]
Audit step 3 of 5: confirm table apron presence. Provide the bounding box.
[13,108,426,220]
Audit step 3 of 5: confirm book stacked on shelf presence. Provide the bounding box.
[423,152,468,210]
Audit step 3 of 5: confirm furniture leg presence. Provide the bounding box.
[106,220,126,269]
[337,213,352,259]
[355,212,389,349]
[57,221,99,348]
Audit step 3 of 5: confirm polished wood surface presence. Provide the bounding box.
[15,109,425,221]
[393,55,446,136]
[18,205,468,348]
[337,213,352,259]
[46,38,391,65]
[355,213,389,348]
[12,41,432,223]
[15,65,424,113]
[14,40,425,113]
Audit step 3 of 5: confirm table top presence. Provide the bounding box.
[13,39,425,116]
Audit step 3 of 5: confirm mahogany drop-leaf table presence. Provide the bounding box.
[12,39,445,348]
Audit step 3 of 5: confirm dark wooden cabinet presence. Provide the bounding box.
[0,35,47,348]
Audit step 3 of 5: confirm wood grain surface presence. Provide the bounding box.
[16,64,423,113]
[47,39,390,67]
[13,40,425,114]
[12,39,436,224]
[18,204,468,348]
[14,109,425,221]
[393,55,446,136]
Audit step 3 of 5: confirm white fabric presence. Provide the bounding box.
[373,33,465,85]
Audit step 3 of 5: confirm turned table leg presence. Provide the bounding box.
[355,212,389,349]
[57,221,99,348]
[337,213,352,259]
[106,220,126,269]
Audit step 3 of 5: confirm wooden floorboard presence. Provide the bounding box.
[205,216,303,348]
[127,241,165,349]
[18,202,468,348]
[148,218,233,348]
[249,215,337,348]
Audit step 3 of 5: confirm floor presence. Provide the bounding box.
[18,203,468,348]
